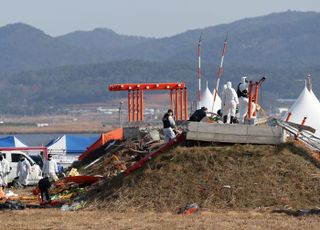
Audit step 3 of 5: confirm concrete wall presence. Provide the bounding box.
[187,122,285,145]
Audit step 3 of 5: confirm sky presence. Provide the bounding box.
[0,0,320,37]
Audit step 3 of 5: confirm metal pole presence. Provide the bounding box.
[180,89,183,120]
[296,117,307,138]
[136,90,140,121]
[248,80,253,121]
[175,89,179,120]
[253,82,259,117]
[140,90,144,121]
[285,112,292,122]
[170,90,174,112]
[197,35,202,106]
[212,36,228,112]
[184,88,188,120]
[128,91,131,122]
[119,101,123,127]
[132,90,136,121]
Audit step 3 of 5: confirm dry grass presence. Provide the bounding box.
[84,144,320,211]
[0,209,319,230]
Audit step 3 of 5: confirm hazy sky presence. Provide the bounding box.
[0,0,319,37]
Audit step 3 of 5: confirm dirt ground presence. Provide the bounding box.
[0,209,319,230]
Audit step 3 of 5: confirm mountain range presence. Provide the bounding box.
[0,10,319,114]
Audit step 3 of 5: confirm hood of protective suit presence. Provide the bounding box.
[223,84,227,90]
[241,77,247,84]
[227,82,232,89]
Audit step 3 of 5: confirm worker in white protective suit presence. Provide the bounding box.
[222,81,239,124]
[237,76,255,123]
[17,155,31,187]
[0,153,10,188]
[43,154,59,181]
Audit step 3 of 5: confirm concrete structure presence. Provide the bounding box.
[187,122,285,145]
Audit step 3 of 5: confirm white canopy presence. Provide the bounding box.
[283,86,320,137]
[199,86,221,114]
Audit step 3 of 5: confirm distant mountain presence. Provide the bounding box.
[0,23,94,73]
[112,11,320,69]
[1,11,320,114]
[1,11,320,73]
[57,28,152,59]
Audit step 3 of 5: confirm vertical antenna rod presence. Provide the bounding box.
[212,34,228,111]
[197,33,203,107]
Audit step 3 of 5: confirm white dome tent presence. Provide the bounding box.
[199,84,221,114]
[283,86,320,138]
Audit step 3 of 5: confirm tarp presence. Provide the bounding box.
[0,136,28,147]
[199,86,221,114]
[46,135,100,155]
[78,128,123,160]
[283,86,320,137]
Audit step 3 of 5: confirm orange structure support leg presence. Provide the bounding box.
[170,90,174,112]
[136,90,140,121]
[248,81,253,120]
[140,90,144,121]
[175,89,179,120]
[132,90,136,121]
[180,89,183,120]
[184,88,188,120]
[253,83,259,117]
[128,91,132,122]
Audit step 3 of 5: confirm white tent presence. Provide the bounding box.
[283,86,320,137]
[199,86,221,114]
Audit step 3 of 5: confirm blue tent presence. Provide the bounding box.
[46,135,100,155]
[0,136,28,147]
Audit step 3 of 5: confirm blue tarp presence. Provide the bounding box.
[46,135,100,155]
[0,136,28,147]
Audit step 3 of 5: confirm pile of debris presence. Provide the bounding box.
[78,128,164,179]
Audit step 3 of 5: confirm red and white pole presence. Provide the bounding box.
[197,36,202,106]
[212,36,228,111]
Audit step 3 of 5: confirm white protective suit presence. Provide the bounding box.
[43,158,58,181]
[17,159,31,186]
[222,82,239,123]
[0,158,10,187]
[0,162,3,186]
[238,76,255,123]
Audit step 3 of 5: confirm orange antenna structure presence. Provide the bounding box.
[109,82,188,122]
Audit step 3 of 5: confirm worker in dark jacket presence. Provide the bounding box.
[162,109,176,143]
[189,107,208,122]
[38,177,51,204]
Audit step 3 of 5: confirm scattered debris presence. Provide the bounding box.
[177,203,200,215]
[272,208,320,216]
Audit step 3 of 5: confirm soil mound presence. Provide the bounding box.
[84,143,320,211]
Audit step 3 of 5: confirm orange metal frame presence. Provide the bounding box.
[109,83,188,122]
